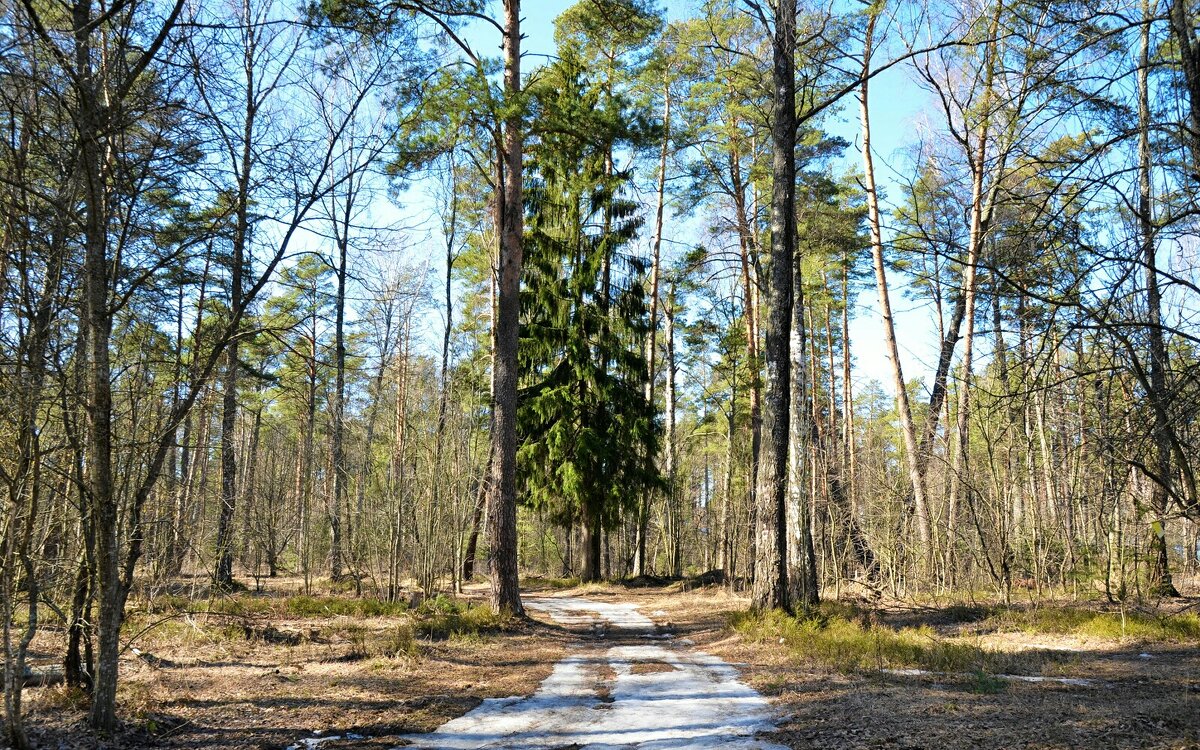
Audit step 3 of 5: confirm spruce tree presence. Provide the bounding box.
[518,49,660,582]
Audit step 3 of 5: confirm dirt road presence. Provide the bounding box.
[400,596,786,749]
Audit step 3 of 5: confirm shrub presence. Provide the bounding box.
[414,597,510,640]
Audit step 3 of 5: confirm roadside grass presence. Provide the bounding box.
[126,591,510,656]
[733,598,1200,679]
[145,591,410,619]
[730,605,1032,676]
[984,606,1200,642]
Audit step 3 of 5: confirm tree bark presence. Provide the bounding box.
[752,0,796,613]
[665,284,680,577]
[1139,0,1180,597]
[214,40,256,589]
[330,201,351,582]
[729,143,763,566]
[787,239,818,610]
[634,86,671,577]
[462,445,491,582]
[487,0,525,616]
[582,510,603,583]
[75,1,122,721]
[214,342,239,588]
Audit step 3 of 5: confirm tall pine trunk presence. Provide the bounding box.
[752,0,796,613]
[787,240,818,610]
[487,0,525,616]
[634,86,671,577]
[214,51,255,589]
[665,286,680,577]
[1139,0,1180,597]
[858,9,933,565]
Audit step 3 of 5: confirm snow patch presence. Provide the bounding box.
[285,735,341,750]
[401,641,785,748]
[996,674,1096,687]
[525,596,656,631]
[882,667,1095,687]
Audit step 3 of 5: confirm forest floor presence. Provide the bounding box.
[14,576,1200,749]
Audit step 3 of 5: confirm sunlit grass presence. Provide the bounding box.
[986,606,1200,641]
[129,590,511,654]
[733,598,1200,679]
[730,605,1028,675]
[414,595,511,639]
[146,591,409,618]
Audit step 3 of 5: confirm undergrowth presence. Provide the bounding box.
[147,592,409,618]
[414,595,511,639]
[132,591,510,653]
[730,605,1028,675]
[733,599,1200,679]
[985,606,1200,641]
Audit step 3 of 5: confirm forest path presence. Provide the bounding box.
[399,596,786,749]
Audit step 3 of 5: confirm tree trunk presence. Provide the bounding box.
[582,510,603,583]
[721,398,736,574]
[665,285,681,577]
[462,447,491,582]
[487,0,524,617]
[330,227,349,582]
[432,161,457,582]
[214,57,255,589]
[787,241,818,610]
[634,86,671,577]
[752,0,796,613]
[78,17,122,724]
[214,343,239,589]
[1139,0,1180,597]
[730,143,763,575]
[299,317,318,588]
[858,10,933,565]
[65,499,95,692]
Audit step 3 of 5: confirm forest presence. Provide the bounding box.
[2,0,1200,747]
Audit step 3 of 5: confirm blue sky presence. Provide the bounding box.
[395,0,944,398]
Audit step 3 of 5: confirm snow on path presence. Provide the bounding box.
[400,597,786,750]
[524,596,656,631]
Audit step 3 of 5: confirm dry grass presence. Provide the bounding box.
[17,578,1200,749]
[20,581,565,749]
[729,606,1047,675]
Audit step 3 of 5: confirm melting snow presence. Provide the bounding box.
[285,736,341,750]
[997,674,1096,687]
[882,667,1096,687]
[401,597,786,749]
[524,597,657,630]
[400,645,784,749]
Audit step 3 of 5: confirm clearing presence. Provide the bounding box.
[15,580,1200,749]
